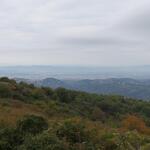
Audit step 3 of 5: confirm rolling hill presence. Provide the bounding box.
[16,77,150,100]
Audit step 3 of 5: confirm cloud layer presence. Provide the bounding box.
[0,0,150,66]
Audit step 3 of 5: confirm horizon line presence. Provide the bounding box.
[0,64,150,68]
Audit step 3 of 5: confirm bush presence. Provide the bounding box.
[31,88,47,100]
[0,82,13,98]
[91,107,105,122]
[56,88,71,103]
[0,127,23,149]
[99,131,118,150]
[115,131,144,150]
[56,119,89,144]
[0,77,16,84]
[42,87,54,98]
[17,115,48,135]
[19,132,64,150]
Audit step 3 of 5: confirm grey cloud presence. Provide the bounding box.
[0,0,150,66]
[60,36,140,47]
[117,9,150,35]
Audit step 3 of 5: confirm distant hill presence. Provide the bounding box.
[34,78,69,89]
[15,77,150,100]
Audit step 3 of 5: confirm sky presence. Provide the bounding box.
[0,0,150,66]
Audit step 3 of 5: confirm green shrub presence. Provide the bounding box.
[0,77,16,84]
[0,127,23,150]
[31,88,47,100]
[19,132,65,150]
[56,119,89,144]
[115,131,144,150]
[17,115,48,135]
[42,87,54,98]
[0,82,13,98]
[56,88,71,103]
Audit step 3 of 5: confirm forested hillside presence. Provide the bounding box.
[16,77,150,100]
[0,77,149,150]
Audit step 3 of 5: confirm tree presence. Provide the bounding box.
[122,115,150,134]
[91,107,105,121]
[56,88,70,103]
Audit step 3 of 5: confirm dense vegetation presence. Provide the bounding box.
[0,77,149,149]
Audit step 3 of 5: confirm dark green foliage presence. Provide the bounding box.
[17,115,48,135]
[56,120,88,144]
[0,77,16,84]
[0,82,13,98]
[31,88,47,100]
[0,115,49,150]
[90,107,105,121]
[42,87,55,98]
[55,88,71,103]
[0,128,23,150]
[19,133,64,150]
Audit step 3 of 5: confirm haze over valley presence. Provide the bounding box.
[1,65,150,80]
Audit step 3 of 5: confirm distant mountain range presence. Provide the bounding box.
[15,77,150,100]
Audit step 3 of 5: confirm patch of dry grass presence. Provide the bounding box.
[0,99,46,127]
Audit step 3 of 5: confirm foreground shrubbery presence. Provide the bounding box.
[0,115,149,150]
[0,77,149,149]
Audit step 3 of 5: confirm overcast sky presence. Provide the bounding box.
[0,0,150,66]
